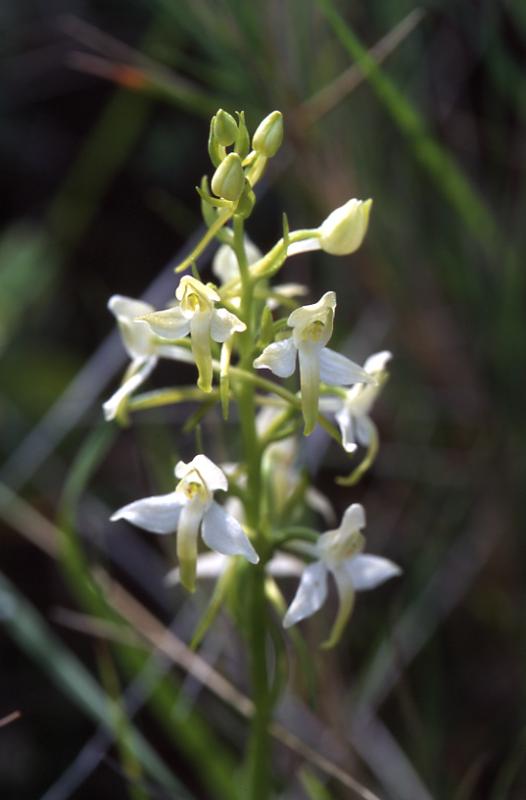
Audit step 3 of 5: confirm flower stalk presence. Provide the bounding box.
[102,107,400,799]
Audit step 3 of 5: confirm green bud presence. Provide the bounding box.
[214,108,238,146]
[319,198,373,255]
[234,182,256,219]
[234,111,250,158]
[208,117,224,168]
[252,110,283,158]
[211,152,245,201]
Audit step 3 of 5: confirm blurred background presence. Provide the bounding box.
[1,1,525,798]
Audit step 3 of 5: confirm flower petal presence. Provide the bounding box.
[355,415,376,447]
[155,344,194,363]
[141,306,191,340]
[305,487,336,524]
[253,337,297,378]
[213,237,261,284]
[340,503,366,535]
[175,455,228,492]
[110,490,182,534]
[109,296,156,359]
[109,295,154,320]
[319,347,373,386]
[318,395,342,413]
[286,237,322,256]
[103,357,156,421]
[266,553,305,577]
[210,308,246,342]
[201,502,259,563]
[282,561,328,628]
[364,350,392,374]
[335,407,358,453]
[212,243,239,284]
[346,554,401,591]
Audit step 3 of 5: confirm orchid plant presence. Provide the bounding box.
[104,108,400,799]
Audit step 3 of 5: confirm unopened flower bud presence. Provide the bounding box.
[234,111,250,158]
[211,152,245,201]
[252,111,283,158]
[213,109,238,146]
[319,198,373,256]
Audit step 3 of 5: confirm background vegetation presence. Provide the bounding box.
[1,1,525,798]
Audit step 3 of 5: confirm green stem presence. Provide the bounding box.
[273,526,319,546]
[128,386,215,412]
[219,228,320,299]
[174,206,234,273]
[245,563,272,800]
[229,367,342,445]
[233,215,271,800]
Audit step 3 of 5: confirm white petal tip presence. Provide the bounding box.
[343,442,358,454]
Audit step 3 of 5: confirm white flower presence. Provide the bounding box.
[111,454,259,592]
[103,295,192,422]
[283,503,400,647]
[254,292,373,435]
[140,276,246,392]
[288,198,372,257]
[320,351,392,453]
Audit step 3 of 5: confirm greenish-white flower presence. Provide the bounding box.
[253,291,372,435]
[320,351,392,452]
[288,198,372,257]
[283,503,401,647]
[140,276,246,392]
[103,295,192,421]
[111,454,259,592]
